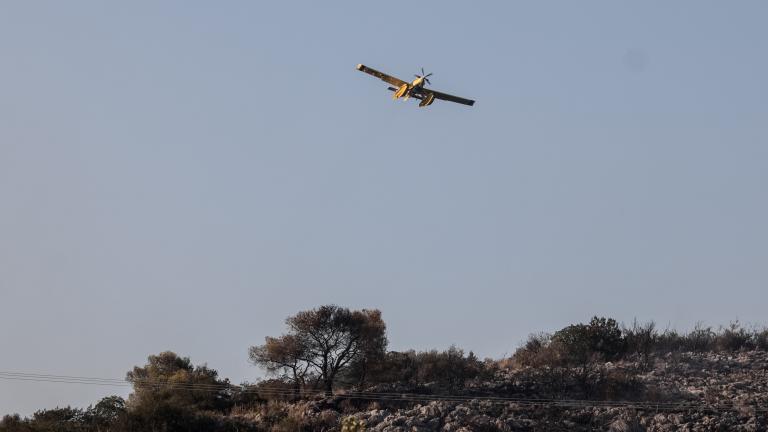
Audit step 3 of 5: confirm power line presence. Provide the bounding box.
[0,371,763,413]
[0,370,748,408]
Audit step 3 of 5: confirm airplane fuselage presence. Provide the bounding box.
[392,77,426,100]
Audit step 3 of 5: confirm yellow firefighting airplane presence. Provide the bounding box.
[356,64,475,108]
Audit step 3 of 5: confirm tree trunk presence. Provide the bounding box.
[293,379,301,400]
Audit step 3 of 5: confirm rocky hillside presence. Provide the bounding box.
[261,351,768,431]
[4,312,767,432]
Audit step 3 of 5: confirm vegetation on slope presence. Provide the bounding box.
[2,305,767,432]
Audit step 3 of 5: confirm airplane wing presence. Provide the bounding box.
[417,88,475,106]
[356,64,408,88]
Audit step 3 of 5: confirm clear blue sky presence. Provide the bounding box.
[1,1,766,415]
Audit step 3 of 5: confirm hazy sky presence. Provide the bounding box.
[1,1,766,416]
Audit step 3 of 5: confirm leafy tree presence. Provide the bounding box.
[85,396,126,430]
[251,305,387,395]
[249,335,311,398]
[126,351,231,412]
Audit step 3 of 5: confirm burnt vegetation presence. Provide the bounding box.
[511,317,768,370]
[2,306,767,432]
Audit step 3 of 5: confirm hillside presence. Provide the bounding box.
[2,309,767,431]
[326,351,768,431]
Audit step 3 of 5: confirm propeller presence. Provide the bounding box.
[415,67,433,85]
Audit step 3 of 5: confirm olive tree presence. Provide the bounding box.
[250,305,387,395]
[125,351,231,412]
[248,334,310,398]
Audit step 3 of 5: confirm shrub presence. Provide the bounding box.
[754,328,768,350]
[126,351,232,412]
[258,401,291,427]
[254,379,300,402]
[682,323,715,352]
[271,416,303,432]
[715,321,752,351]
[513,318,768,371]
[511,332,555,368]
[413,347,484,391]
[654,322,768,353]
[590,368,645,400]
[230,382,267,407]
[551,317,625,366]
[341,416,366,432]
[366,346,487,392]
[654,328,683,353]
[315,410,340,429]
[511,317,626,369]
[622,320,657,369]
[0,414,25,432]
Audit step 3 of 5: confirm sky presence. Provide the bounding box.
[1,1,767,416]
